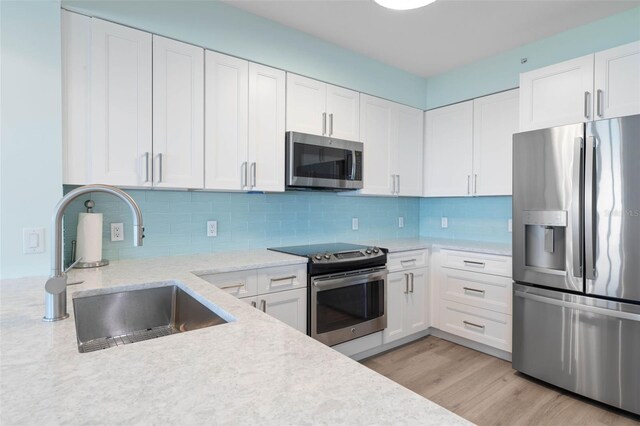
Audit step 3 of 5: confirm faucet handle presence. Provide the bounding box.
[45,276,67,295]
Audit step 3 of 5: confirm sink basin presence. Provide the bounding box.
[73,283,228,353]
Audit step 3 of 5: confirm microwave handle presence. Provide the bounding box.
[348,150,357,180]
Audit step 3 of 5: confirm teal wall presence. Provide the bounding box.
[426,6,640,109]
[62,189,419,261]
[62,0,427,109]
[1,1,63,279]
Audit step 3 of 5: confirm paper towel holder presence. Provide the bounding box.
[74,200,109,269]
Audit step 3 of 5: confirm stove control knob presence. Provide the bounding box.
[365,249,372,255]
[373,247,380,254]
[324,254,331,260]
[314,255,322,261]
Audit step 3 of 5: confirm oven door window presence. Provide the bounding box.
[316,279,384,335]
[293,143,353,181]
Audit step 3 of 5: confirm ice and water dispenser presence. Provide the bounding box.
[523,210,568,271]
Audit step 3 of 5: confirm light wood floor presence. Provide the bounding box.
[362,336,640,426]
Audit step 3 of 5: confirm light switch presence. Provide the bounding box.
[23,228,45,254]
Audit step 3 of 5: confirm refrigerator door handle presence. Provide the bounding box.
[584,136,597,280]
[572,137,584,278]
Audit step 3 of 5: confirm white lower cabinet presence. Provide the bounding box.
[200,264,307,333]
[432,249,513,353]
[383,250,430,344]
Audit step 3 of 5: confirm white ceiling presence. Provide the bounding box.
[223,0,639,77]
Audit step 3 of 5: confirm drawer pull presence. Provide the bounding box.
[251,301,257,308]
[463,260,485,268]
[220,283,244,290]
[401,258,417,264]
[463,287,485,295]
[260,299,267,313]
[463,320,485,330]
[270,275,297,283]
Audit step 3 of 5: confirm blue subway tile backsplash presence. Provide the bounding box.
[62,186,512,264]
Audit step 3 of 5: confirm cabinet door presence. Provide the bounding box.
[286,73,326,136]
[359,94,394,195]
[258,288,307,333]
[326,84,360,140]
[248,63,286,192]
[62,11,90,185]
[382,272,408,344]
[424,101,473,197]
[395,104,424,197]
[594,41,640,120]
[472,89,519,196]
[405,268,430,334]
[91,18,152,186]
[519,54,594,131]
[204,51,248,191]
[153,35,204,189]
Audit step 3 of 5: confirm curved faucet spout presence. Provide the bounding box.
[44,184,145,322]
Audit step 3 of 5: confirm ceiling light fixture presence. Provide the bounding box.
[374,0,437,11]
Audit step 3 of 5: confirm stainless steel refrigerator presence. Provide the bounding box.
[512,115,640,415]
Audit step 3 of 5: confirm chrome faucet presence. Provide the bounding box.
[44,184,144,322]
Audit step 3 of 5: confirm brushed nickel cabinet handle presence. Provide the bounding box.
[404,274,409,294]
[474,174,478,194]
[410,272,414,293]
[143,152,150,182]
[322,112,327,135]
[270,275,296,283]
[467,175,471,195]
[251,301,257,308]
[260,299,266,313]
[463,320,485,329]
[220,283,244,290]
[584,91,591,119]
[250,162,256,188]
[157,153,163,183]
[463,260,485,268]
[596,89,603,117]
[241,161,248,189]
[329,113,334,136]
[401,258,417,264]
[463,287,485,294]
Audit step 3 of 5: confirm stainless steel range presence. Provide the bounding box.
[269,243,387,346]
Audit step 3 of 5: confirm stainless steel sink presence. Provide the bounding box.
[73,283,228,353]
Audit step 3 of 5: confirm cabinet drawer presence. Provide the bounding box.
[439,300,512,352]
[257,265,307,294]
[387,249,428,272]
[200,270,258,298]
[441,268,512,314]
[442,250,511,277]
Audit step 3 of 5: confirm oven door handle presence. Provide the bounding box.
[312,269,388,291]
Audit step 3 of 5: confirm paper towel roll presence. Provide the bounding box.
[76,212,103,263]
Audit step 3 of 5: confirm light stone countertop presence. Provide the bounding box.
[362,237,512,256]
[0,249,470,425]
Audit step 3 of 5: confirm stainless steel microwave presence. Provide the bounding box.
[285,132,363,191]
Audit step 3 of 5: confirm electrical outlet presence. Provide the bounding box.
[23,228,45,254]
[111,223,124,241]
[441,217,448,229]
[508,219,513,233]
[398,216,404,228]
[207,221,218,237]
[352,217,359,231]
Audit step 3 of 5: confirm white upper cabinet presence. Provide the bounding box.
[395,104,424,197]
[286,73,360,140]
[152,35,204,189]
[424,90,519,197]
[472,89,519,196]
[424,101,474,197]
[90,18,153,187]
[360,94,424,197]
[520,42,640,131]
[248,63,286,192]
[594,41,640,120]
[204,51,249,191]
[325,85,360,140]
[359,94,394,195]
[62,11,90,185]
[519,54,594,131]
